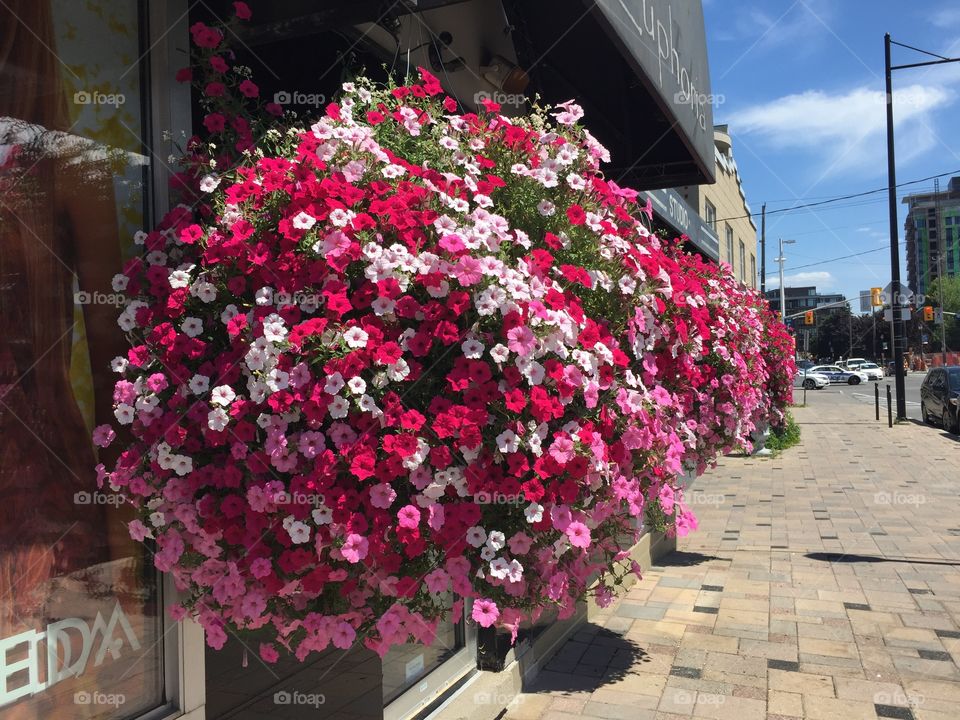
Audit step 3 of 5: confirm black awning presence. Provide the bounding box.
[503,0,714,190]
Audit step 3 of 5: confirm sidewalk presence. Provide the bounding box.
[502,391,960,720]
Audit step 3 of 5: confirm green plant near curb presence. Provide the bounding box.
[765,411,801,453]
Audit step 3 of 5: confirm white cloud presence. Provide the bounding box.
[728,82,954,173]
[714,1,832,52]
[933,6,960,27]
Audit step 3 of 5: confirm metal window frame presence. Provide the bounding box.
[138,2,207,717]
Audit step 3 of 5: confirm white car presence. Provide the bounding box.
[854,362,883,381]
[809,365,869,385]
[795,371,829,390]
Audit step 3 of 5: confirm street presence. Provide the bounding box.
[801,372,929,423]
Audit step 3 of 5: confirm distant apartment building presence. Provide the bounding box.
[763,286,846,317]
[678,125,758,287]
[903,176,960,296]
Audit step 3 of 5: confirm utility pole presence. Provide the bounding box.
[760,203,766,294]
[885,34,960,417]
[884,33,907,419]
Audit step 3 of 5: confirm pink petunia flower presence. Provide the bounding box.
[340,534,369,564]
[92,424,116,448]
[565,521,591,549]
[471,599,500,628]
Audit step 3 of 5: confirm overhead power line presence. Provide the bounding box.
[761,240,910,277]
[711,168,960,225]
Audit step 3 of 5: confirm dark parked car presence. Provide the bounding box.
[920,367,960,433]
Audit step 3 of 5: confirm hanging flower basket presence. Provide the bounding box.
[93,6,794,664]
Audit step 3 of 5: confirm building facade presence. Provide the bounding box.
[0,1,712,719]
[763,286,846,316]
[903,177,960,297]
[677,125,758,287]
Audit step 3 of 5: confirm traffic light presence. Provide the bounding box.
[871,287,883,306]
[804,310,814,325]
[923,305,934,322]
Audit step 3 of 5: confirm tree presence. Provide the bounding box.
[924,276,960,351]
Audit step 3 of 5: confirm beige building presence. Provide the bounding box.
[678,125,758,287]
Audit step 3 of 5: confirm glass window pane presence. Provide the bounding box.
[381,595,464,705]
[0,2,164,717]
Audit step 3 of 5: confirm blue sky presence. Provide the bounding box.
[702,0,960,310]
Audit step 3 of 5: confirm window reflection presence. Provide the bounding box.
[381,594,463,706]
[0,1,162,718]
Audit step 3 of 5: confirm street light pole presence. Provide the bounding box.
[777,238,795,320]
[885,34,960,417]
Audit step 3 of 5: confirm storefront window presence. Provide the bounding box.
[0,1,164,718]
[381,596,464,706]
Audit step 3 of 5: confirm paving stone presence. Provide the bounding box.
[502,399,960,718]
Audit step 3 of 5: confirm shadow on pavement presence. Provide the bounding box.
[651,550,725,568]
[904,417,960,441]
[522,623,649,694]
[807,552,960,567]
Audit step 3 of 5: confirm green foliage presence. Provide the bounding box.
[926,275,960,351]
[765,411,800,453]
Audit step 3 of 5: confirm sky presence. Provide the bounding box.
[702,0,960,312]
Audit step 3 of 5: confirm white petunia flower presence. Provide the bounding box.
[171,455,193,476]
[328,396,349,419]
[524,502,544,523]
[194,281,217,302]
[324,372,345,395]
[359,394,381,416]
[292,211,316,230]
[189,374,210,395]
[168,270,191,288]
[536,200,555,216]
[211,385,236,407]
[461,338,484,359]
[114,403,135,425]
[199,174,220,193]
[261,314,287,342]
[347,377,366,395]
[287,520,311,544]
[489,557,510,579]
[207,408,230,431]
[486,530,506,551]
[465,526,487,548]
[181,317,203,338]
[220,304,239,323]
[255,287,274,306]
[343,327,369,348]
[496,430,519,454]
[490,344,510,363]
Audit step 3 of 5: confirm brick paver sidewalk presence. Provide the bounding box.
[503,391,960,720]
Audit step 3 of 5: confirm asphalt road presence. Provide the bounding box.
[795,371,928,422]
